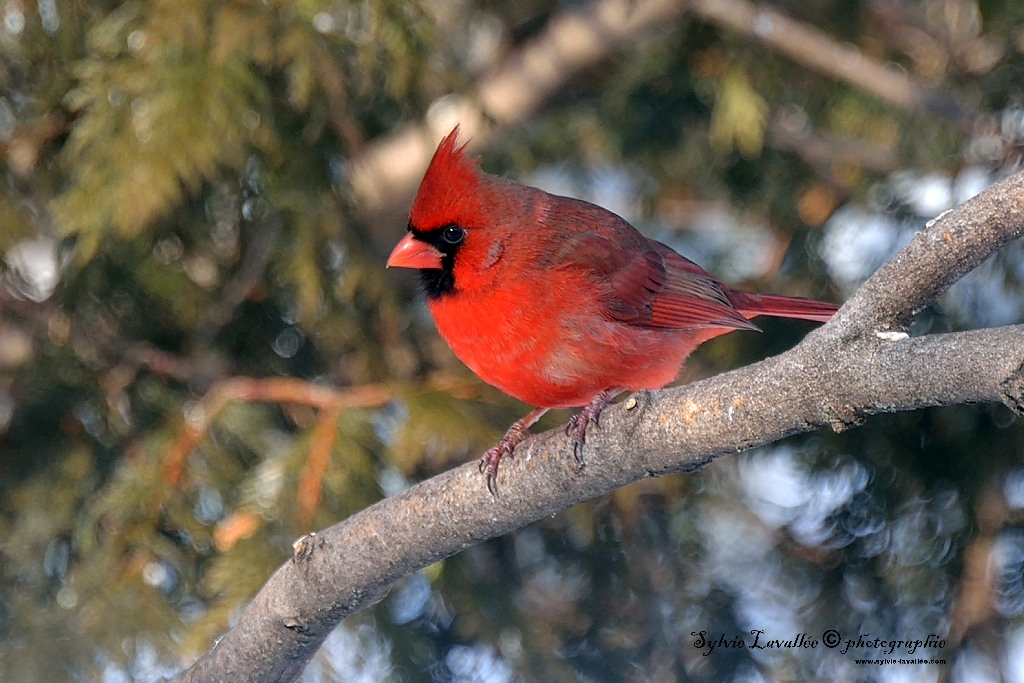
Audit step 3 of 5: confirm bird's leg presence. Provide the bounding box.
[480,407,549,496]
[566,388,622,466]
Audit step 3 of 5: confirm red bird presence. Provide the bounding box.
[388,127,838,492]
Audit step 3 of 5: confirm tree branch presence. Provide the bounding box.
[168,173,1024,682]
[347,0,688,219]
[347,0,969,223]
[687,0,970,122]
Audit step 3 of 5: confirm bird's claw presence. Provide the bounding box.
[479,444,509,496]
[565,412,593,466]
[565,388,621,468]
[478,410,544,496]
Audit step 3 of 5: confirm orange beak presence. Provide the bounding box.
[387,233,444,270]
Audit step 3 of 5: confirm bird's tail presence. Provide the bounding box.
[730,291,839,323]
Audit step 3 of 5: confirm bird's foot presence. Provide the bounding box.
[565,388,621,466]
[479,436,521,497]
[479,407,549,496]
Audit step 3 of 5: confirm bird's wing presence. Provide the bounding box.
[562,233,756,331]
[645,242,758,330]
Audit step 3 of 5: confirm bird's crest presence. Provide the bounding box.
[409,126,483,230]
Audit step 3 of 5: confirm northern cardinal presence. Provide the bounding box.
[388,127,838,492]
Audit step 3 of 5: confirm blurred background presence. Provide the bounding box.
[2,0,1024,681]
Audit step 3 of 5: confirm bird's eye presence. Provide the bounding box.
[441,226,465,245]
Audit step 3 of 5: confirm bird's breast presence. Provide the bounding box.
[427,285,569,401]
[426,280,704,409]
